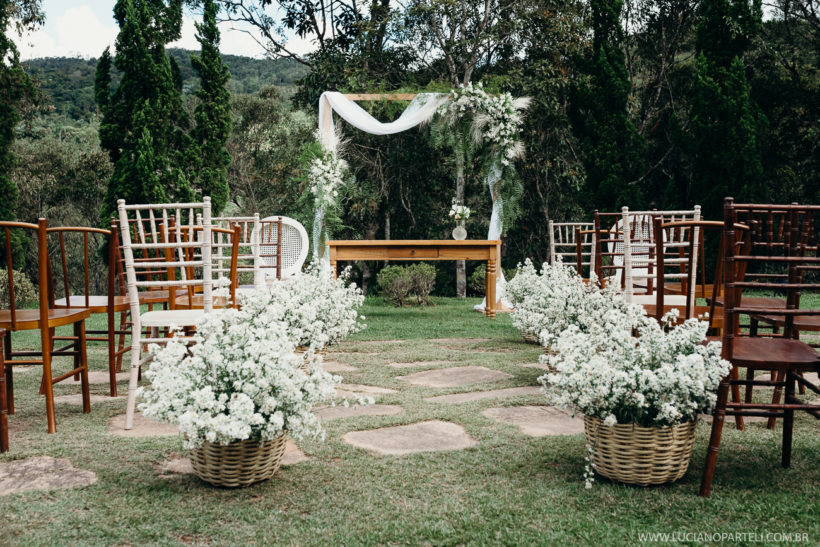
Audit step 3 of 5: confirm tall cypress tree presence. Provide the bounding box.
[570,0,645,211]
[0,0,35,225]
[95,0,191,221]
[687,0,767,218]
[190,0,232,214]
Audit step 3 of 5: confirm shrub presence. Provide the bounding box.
[469,264,516,296]
[377,264,437,306]
[0,269,38,308]
[408,263,436,305]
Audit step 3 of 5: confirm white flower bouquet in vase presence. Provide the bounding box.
[540,300,731,486]
[448,200,470,240]
[138,307,343,488]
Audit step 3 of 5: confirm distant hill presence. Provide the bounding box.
[23,49,308,120]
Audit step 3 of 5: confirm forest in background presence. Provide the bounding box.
[3,0,819,296]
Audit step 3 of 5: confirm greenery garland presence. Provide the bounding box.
[435,82,530,234]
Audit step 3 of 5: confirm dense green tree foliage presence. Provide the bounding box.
[570,0,646,211]
[95,0,192,221]
[190,0,232,214]
[683,0,767,219]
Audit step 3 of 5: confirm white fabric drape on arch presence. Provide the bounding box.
[316,91,506,308]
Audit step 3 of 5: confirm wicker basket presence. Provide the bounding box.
[583,416,696,486]
[189,435,288,488]
[522,332,539,345]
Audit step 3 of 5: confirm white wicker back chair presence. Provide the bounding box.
[259,216,309,278]
[117,198,213,430]
[549,221,594,273]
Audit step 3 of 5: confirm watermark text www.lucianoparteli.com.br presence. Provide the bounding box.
[637,531,810,543]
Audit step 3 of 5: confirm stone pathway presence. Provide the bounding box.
[322,360,358,373]
[108,413,179,438]
[87,371,130,385]
[386,360,452,369]
[482,406,584,437]
[428,338,491,344]
[0,456,97,496]
[398,366,512,388]
[425,386,541,404]
[336,384,397,400]
[342,421,476,455]
[317,404,402,420]
[54,394,121,405]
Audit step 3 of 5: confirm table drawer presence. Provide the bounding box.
[386,248,439,259]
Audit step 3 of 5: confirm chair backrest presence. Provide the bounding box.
[549,221,594,270]
[593,207,701,301]
[176,223,241,306]
[0,220,50,330]
[45,226,117,308]
[211,214,259,282]
[259,216,308,278]
[722,199,820,355]
[254,217,283,285]
[652,219,749,325]
[117,199,213,314]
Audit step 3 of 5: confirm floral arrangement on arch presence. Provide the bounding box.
[238,264,366,351]
[138,309,341,450]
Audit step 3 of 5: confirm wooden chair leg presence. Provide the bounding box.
[107,307,117,397]
[73,323,81,382]
[42,325,57,434]
[0,331,7,453]
[768,370,786,430]
[700,377,731,497]
[78,321,91,414]
[730,367,744,430]
[3,333,12,415]
[782,371,795,468]
[115,310,128,373]
[744,367,755,403]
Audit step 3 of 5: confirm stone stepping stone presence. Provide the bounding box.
[54,394,121,405]
[0,456,97,496]
[398,366,512,388]
[425,386,541,404]
[86,371,130,385]
[323,360,357,372]
[386,360,452,369]
[342,420,476,455]
[108,412,179,438]
[317,404,402,420]
[155,439,308,478]
[343,340,405,347]
[336,384,397,400]
[428,338,491,344]
[482,406,584,436]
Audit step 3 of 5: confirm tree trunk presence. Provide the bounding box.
[454,133,467,298]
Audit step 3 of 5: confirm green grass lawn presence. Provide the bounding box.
[1,297,819,545]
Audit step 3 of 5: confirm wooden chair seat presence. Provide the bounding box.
[726,337,820,369]
[173,294,231,309]
[710,296,786,309]
[0,308,91,330]
[54,295,130,314]
[140,309,207,328]
[138,290,170,305]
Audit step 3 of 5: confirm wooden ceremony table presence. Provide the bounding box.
[327,240,502,318]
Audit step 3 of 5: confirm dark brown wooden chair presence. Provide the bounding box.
[699,199,820,497]
[1,328,8,452]
[1,220,90,434]
[46,225,129,397]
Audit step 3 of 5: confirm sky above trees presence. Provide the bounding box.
[11,0,316,59]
